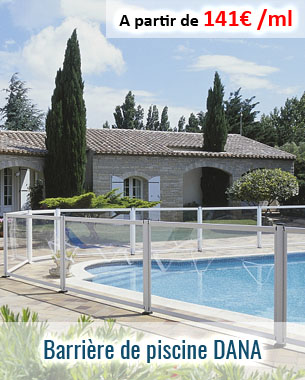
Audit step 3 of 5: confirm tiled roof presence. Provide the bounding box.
[0,129,295,160]
[86,129,295,160]
[0,131,46,156]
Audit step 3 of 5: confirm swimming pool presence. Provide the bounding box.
[86,253,305,322]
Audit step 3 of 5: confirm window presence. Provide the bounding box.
[124,177,143,199]
[4,168,12,206]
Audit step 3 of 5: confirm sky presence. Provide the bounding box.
[0,0,304,129]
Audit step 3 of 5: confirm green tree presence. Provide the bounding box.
[280,142,305,204]
[186,113,200,133]
[224,88,260,137]
[134,105,144,129]
[197,111,205,131]
[226,168,299,205]
[257,113,278,146]
[203,72,228,152]
[0,73,44,131]
[146,105,159,130]
[177,116,185,132]
[146,106,153,130]
[160,106,170,131]
[102,121,110,128]
[113,106,123,129]
[113,91,136,129]
[257,94,305,147]
[44,29,87,198]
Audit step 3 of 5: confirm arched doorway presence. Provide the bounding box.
[201,167,231,207]
[183,167,231,207]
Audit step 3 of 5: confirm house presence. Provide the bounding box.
[0,129,295,214]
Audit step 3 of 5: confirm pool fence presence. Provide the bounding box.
[2,206,305,348]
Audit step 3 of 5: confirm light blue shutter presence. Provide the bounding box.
[111,176,124,195]
[149,176,160,220]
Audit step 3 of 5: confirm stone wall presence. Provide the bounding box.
[0,154,44,173]
[93,154,294,208]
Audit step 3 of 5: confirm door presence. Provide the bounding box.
[149,176,160,221]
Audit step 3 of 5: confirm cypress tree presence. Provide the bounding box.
[151,105,159,130]
[134,105,144,129]
[146,106,153,130]
[44,29,86,198]
[160,106,170,131]
[178,116,186,132]
[203,72,228,152]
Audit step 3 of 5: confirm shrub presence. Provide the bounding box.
[226,168,299,205]
[40,192,95,209]
[40,190,159,209]
[29,179,44,210]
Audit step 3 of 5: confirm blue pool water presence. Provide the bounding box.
[86,253,305,322]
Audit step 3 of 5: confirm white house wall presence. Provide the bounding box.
[183,168,202,206]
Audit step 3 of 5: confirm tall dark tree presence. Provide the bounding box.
[197,111,205,131]
[146,106,153,130]
[257,94,305,147]
[160,106,170,131]
[146,105,159,130]
[151,105,159,130]
[224,88,260,138]
[113,105,123,129]
[114,91,136,129]
[44,29,87,198]
[177,116,185,132]
[102,121,110,129]
[0,73,44,131]
[203,72,228,152]
[186,113,200,133]
[134,105,144,130]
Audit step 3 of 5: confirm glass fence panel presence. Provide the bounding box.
[64,219,144,308]
[150,223,274,339]
[136,209,198,223]
[63,210,131,220]
[5,216,61,290]
[203,208,257,225]
[286,228,305,345]
[7,216,27,272]
[32,218,54,256]
[262,207,305,228]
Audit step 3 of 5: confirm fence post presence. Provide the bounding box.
[197,207,203,252]
[130,208,136,255]
[59,215,67,293]
[143,220,152,314]
[2,214,9,277]
[54,208,61,253]
[257,206,262,248]
[26,210,33,263]
[274,223,287,347]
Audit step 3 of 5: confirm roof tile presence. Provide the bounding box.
[0,129,295,160]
